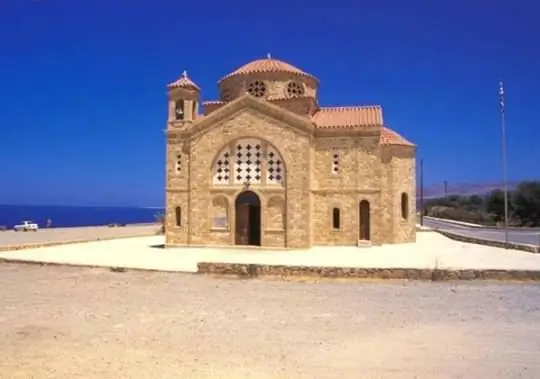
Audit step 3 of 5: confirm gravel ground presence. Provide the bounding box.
[1,264,540,378]
[0,225,158,247]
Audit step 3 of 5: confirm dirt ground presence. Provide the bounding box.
[1,264,539,379]
[0,225,157,247]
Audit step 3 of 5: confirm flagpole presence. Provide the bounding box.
[420,158,424,226]
[499,79,509,247]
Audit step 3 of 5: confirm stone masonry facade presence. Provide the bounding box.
[165,57,416,249]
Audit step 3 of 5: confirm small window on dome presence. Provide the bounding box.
[247,80,266,98]
[287,81,305,97]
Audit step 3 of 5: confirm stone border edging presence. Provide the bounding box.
[1,259,538,283]
[0,232,157,252]
[436,230,539,254]
[197,262,540,281]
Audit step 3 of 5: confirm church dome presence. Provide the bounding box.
[219,56,318,83]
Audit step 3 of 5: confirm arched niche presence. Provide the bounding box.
[211,195,229,229]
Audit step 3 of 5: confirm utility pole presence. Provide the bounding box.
[499,80,509,247]
[420,159,424,226]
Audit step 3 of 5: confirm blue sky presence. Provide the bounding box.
[1,0,538,206]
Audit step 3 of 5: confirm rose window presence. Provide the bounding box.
[286,81,305,97]
[247,81,266,98]
[212,139,285,186]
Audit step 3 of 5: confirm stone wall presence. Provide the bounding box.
[198,262,540,281]
[389,147,416,243]
[166,105,312,249]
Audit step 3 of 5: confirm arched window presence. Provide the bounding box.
[175,100,185,120]
[175,206,182,226]
[401,193,409,219]
[212,138,285,186]
[332,208,341,229]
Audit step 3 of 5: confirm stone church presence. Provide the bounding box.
[165,56,416,248]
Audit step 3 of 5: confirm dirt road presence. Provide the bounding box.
[1,264,539,378]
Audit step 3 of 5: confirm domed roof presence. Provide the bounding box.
[168,71,200,90]
[219,55,317,83]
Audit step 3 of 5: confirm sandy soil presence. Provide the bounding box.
[1,264,539,378]
[0,224,158,247]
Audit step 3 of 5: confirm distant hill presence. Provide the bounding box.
[420,180,531,199]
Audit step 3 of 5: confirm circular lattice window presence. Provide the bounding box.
[247,80,266,98]
[286,81,305,97]
[221,89,232,102]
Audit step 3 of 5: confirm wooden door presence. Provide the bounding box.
[359,200,371,240]
[235,204,250,245]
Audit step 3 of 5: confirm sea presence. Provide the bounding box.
[0,205,164,229]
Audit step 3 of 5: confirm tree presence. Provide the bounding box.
[485,189,509,223]
[468,195,484,210]
[512,181,540,226]
[154,212,166,234]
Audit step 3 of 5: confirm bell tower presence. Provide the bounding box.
[167,71,200,125]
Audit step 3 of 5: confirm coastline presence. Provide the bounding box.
[0,204,163,229]
[0,224,159,252]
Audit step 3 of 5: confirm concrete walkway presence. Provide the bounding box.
[1,232,540,273]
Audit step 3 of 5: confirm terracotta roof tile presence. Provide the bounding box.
[312,106,383,128]
[202,100,225,105]
[168,71,200,90]
[202,100,226,116]
[380,127,414,146]
[219,56,316,82]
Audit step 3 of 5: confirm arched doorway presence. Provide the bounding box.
[235,191,261,246]
[359,200,371,241]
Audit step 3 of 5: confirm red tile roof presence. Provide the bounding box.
[380,127,414,146]
[312,106,383,128]
[168,71,200,90]
[219,56,316,83]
